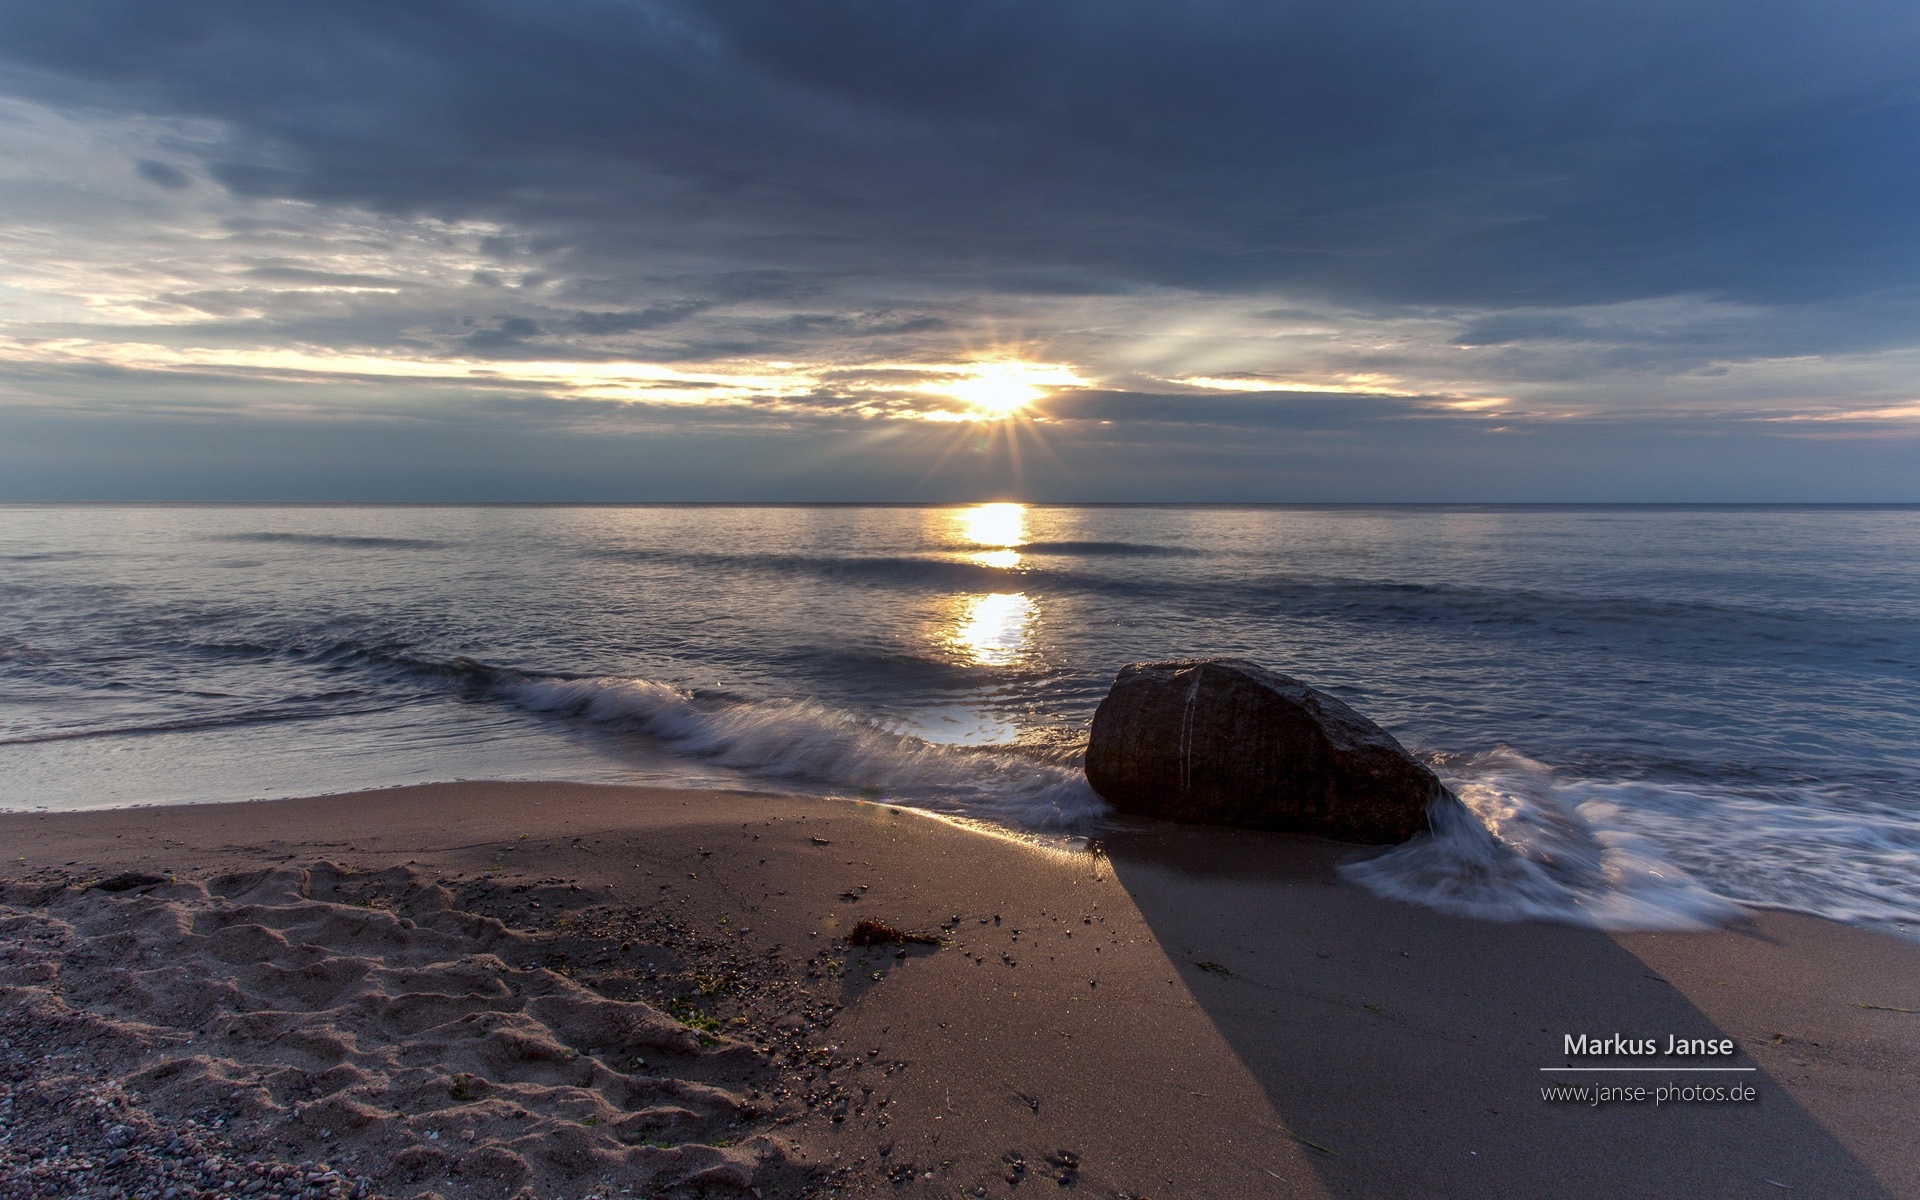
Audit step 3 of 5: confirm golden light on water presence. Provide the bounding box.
[933,503,1037,665]
[953,592,1034,665]
[969,549,1022,569]
[957,501,1027,548]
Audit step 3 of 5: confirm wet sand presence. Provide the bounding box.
[3,780,1917,1199]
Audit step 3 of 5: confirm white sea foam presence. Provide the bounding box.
[501,674,1110,830]
[1537,771,1920,929]
[1341,749,1745,930]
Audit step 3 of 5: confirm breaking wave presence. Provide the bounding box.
[1342,748,1920,931]
[1340,750,1740,929]
[497,674,1108,830]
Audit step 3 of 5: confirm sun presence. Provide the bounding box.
[928,359,1085,420]
[944,365,1046,418]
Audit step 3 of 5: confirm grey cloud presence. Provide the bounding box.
[695,271,840,302]
[135,159,189,188]
[3,1,1920,501]
[771,311,948,336]
[983,272,1134,297]
[155,290,269,318]
[8,0,1916,313]
[569,302,714,335]
[458,315,541,350]
[242,266,418,289]
[857,314,946,335]
[1443,289,1920,381]
[1040,389,1443,430]
[1454,314,1604,347]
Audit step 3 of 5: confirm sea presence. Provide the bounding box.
[2,503,1916,935]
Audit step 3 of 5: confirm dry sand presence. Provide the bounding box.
[2,780,1916,1199]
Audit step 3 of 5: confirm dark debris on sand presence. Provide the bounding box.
[841,922,942,949]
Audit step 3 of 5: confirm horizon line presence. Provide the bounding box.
[4,500,1919,510]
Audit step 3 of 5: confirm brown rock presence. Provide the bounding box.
[1085,658,1440,843]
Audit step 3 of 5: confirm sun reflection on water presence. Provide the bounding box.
[953,592,1034,666]
[969,548,1021,569]
[933,503,1037,697]
[958,502,1026,548]
[956,502,1026,569]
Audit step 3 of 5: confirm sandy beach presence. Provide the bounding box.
[3,781,1917,1199]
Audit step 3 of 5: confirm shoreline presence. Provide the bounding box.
[4,780,1917,1198]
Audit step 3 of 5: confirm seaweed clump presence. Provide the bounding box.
[845,919,943,947]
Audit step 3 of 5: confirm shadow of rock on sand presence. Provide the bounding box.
[1099,822,1906,1200]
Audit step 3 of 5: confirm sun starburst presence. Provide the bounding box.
[927,360,1085,421]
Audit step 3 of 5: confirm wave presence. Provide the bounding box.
[1240,576,1869,638]
[585,546,1910,659]
[0,636,53,666]
[591,546,1033,589]
[1341,748,1920,931]
[8,598,1911,932]
[174,637,503,684]
[486,666,1917,929]
[1534,768,1920,928]
[496,673,1107,830]
[770,645,1040,691]
[1000,541,1203,557]
[1340,750,1743,930]
[0,698,386,746]
[213,533,446,550]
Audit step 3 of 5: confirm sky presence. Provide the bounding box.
[1,1,1918,502]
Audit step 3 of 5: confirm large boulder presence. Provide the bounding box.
[1085,658,1441,843]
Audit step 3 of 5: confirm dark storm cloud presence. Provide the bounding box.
[3,0,1917,314]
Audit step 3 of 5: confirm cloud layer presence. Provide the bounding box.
[0,1,1917,498]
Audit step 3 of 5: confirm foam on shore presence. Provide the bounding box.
[1346,748,1920,932]
[501,674,1108,830]
[1342,749,1743,930]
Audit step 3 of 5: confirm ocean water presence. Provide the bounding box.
[2,503,1916,934]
